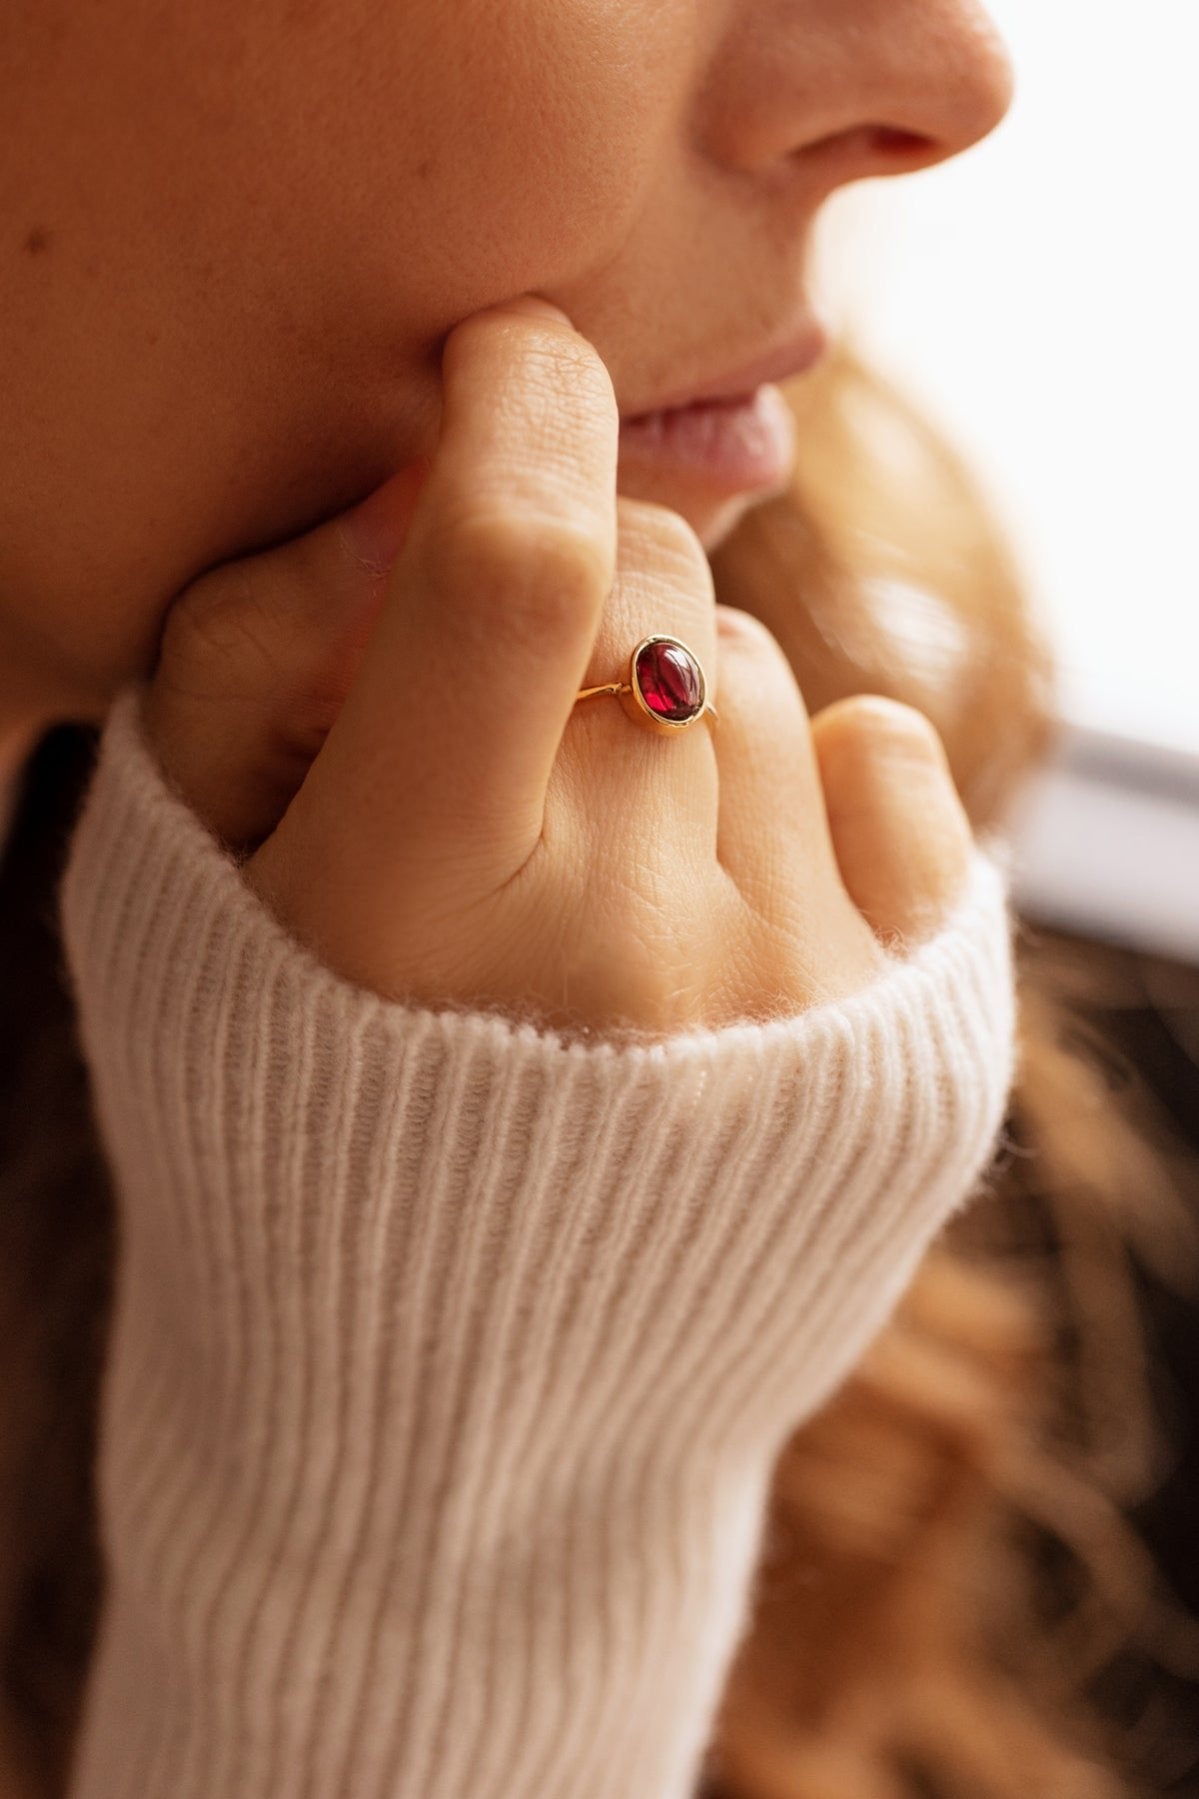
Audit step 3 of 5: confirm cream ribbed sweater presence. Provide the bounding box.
[55,688,1017,1799]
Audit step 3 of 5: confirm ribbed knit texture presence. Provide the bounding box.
[59,687,1017,1799]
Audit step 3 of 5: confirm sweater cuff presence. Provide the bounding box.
[61,686,1016,1799]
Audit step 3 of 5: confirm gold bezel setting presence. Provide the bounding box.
[573,634,718,734]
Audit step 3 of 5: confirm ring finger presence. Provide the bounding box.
[546,497,721,877]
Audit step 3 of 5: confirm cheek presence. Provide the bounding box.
[261,0,688,330]
[422,0,679,255]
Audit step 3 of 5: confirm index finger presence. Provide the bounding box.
[278,299,619,896]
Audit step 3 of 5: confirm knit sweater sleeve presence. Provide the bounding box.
[59,687,1017,1799]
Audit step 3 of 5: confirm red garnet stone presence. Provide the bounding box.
[632,638,705,724]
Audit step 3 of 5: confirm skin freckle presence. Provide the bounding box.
[23,227,53,255]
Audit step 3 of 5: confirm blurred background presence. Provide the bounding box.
[815,3,1199,1788]
[819,0,1198,964]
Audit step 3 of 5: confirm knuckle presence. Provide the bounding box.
[714,604,783,655]
[160,570,240,661]
[713,607,804,720]
[819,694,947,767]
[418,504,613,639]
[158,569,278,691]
[616,499,712,593]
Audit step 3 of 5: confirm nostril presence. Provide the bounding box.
[804,122,960,183]
[872,126,937,157]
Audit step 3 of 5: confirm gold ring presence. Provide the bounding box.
[573,634,717,736]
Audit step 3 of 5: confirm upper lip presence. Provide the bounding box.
[621,317,829,419]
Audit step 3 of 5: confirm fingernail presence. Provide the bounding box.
[339,462,429,574]
[497,296,573,328]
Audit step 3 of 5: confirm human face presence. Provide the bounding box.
[0,0,1012,728]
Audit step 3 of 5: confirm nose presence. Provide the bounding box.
[700,0,1015,187]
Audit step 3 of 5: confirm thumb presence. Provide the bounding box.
[142,461,429,848]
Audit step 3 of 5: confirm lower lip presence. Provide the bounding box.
[618,383,798,493]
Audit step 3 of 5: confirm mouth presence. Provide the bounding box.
[622,318,830,418]
[617,318,828,494]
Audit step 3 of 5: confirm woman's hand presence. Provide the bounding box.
[143,298,973,1036]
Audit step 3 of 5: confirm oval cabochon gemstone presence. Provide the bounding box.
[633,638,704,723]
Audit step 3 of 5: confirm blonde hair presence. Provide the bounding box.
[700,335,1199,1797]
[0,334,1194,1796]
